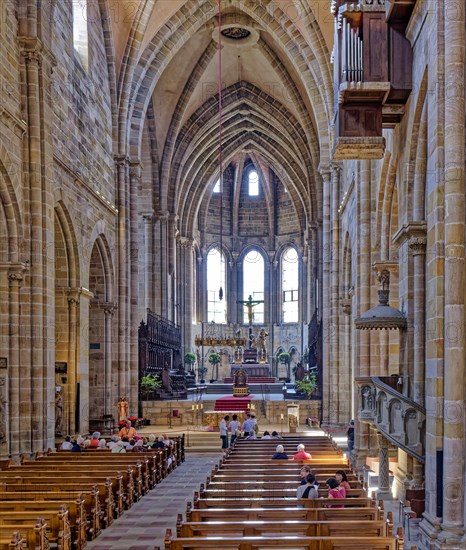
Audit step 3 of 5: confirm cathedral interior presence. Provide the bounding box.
[0,0,465,547]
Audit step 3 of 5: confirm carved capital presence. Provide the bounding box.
[8,272,23,283]
[177,236,193,249]
[104,303,117,317]
[18,37,43,65]
[114,155,129,168]
[409,237,427,256]
[392,221,427,249]
[142,212,154,223]
[67,288,82,306]
[340,298,352,316]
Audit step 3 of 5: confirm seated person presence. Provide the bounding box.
[245,430,257,440]
[271,431,282,439]
[335,470,351,491]
[297,474,318,498]
[153,436,166,449]
[132,439,146,452]
[89,432,101,447]
[272,444,289,459]
[107,435,118,450]
[147,434,156,447]
[299,466,319,490]
[60,435,73,451]
[293,444,312,460]
[326,477,346,507]
[70,439,81,452]
[97,438,107,450]
[261,430,272,439]
[119,421,137,439]
[112,440,127,453]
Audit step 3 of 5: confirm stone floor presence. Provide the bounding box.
[86,452,222,550]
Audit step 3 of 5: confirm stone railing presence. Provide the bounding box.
[356,376,426,463]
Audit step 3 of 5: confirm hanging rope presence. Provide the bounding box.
[218,0,224,302]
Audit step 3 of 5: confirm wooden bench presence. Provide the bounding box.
[193,496,375,509]
[199,484,366,499]
[0,499,85,550]
[0,485,101,540]
[164,533,398,549]
[0,519,48,550]
[185,505,382,523]
[178,519,388,538]
[0,507,70,550]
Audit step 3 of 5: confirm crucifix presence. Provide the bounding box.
[238,295,264,350]
[238,294,264,326]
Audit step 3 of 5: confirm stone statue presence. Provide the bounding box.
[257,328,268,352]
[118,397,129,422]
[55,388,63,436]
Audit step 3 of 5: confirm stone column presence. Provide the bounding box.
[66,289,81,436]
[409,236,427,405]
[177,236,194,355]
[340,297,352,422]
[114,155,129,398]
[104,304,116,417]
[439,0,465,542]
[142,213,154,312]
[168,214,178,322]
[330,163,341,424]
[129,160,141,415]
[319,166,331,427]
[7,267,25,457]
[354,160,371,468]
[377,433,392,500]
[19,37,48,452]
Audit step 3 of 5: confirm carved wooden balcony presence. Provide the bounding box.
[331,0,414,160]
[355,376,425,463]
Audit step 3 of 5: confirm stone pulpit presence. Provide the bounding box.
[233,368,249,396]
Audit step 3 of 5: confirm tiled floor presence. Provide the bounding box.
[86,452,222,550]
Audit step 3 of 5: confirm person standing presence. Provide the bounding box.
[242,413,254,434]
[346,420,355,453]
[229,414,241,447]
[219,415,230,452]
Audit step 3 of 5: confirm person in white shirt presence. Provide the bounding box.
[60,435,73,450]
[261,431,272,439]
[219,415,230,452]
[228,414,241,447]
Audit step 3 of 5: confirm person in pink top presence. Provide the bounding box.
[293,444,312,460]
[326,477,346,507]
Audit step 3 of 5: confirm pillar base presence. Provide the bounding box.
[418,513,443,550]
[434,525,465,550]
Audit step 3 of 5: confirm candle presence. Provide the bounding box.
[192,405,195,410]
[280,414,284,420]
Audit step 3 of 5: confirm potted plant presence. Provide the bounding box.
[208,352,221,383]
[184,352,197,373]
[139,373,162,399]
[277,351,291,382]
[197,365,208,384]
[295,373,317,399]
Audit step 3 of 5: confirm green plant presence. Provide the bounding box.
[208,352,221,365]
[184,352,197,365]
[277,352,291,365]
[295,373,317,398]
[140,373,162,392]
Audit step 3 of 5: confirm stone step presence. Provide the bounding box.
[203,383,286,395]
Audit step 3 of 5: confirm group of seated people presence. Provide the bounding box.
[60,426,174,455]
[297,466,350,505]
[271,443,312,460]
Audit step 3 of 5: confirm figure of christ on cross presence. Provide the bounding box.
[238,294,264,326]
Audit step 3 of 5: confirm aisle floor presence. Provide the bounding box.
[86,452,221,550]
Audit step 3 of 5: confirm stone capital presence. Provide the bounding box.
[114,154,129,168]
[104,303,117,317]
[141,212,154,223]
[67,287,82,306]
[340,298,352,316]
[392,221,427,249]
[177,236,193,249]
[408,236,427,256]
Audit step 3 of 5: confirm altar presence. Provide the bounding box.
[230,364,271,377]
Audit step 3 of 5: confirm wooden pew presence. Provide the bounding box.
[193,496,375,509]
[0,530,24,550]
[0,499,85,550]
[178,519,388,538]
[185,505,382,523]
[0,507,70,550]
[0,485,101,540]
[201,482,365,498]
[0,519,48,550]
[164,532,398,550]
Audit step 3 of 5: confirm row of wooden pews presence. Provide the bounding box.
[166,434,405,550]
[0,435,185,550]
